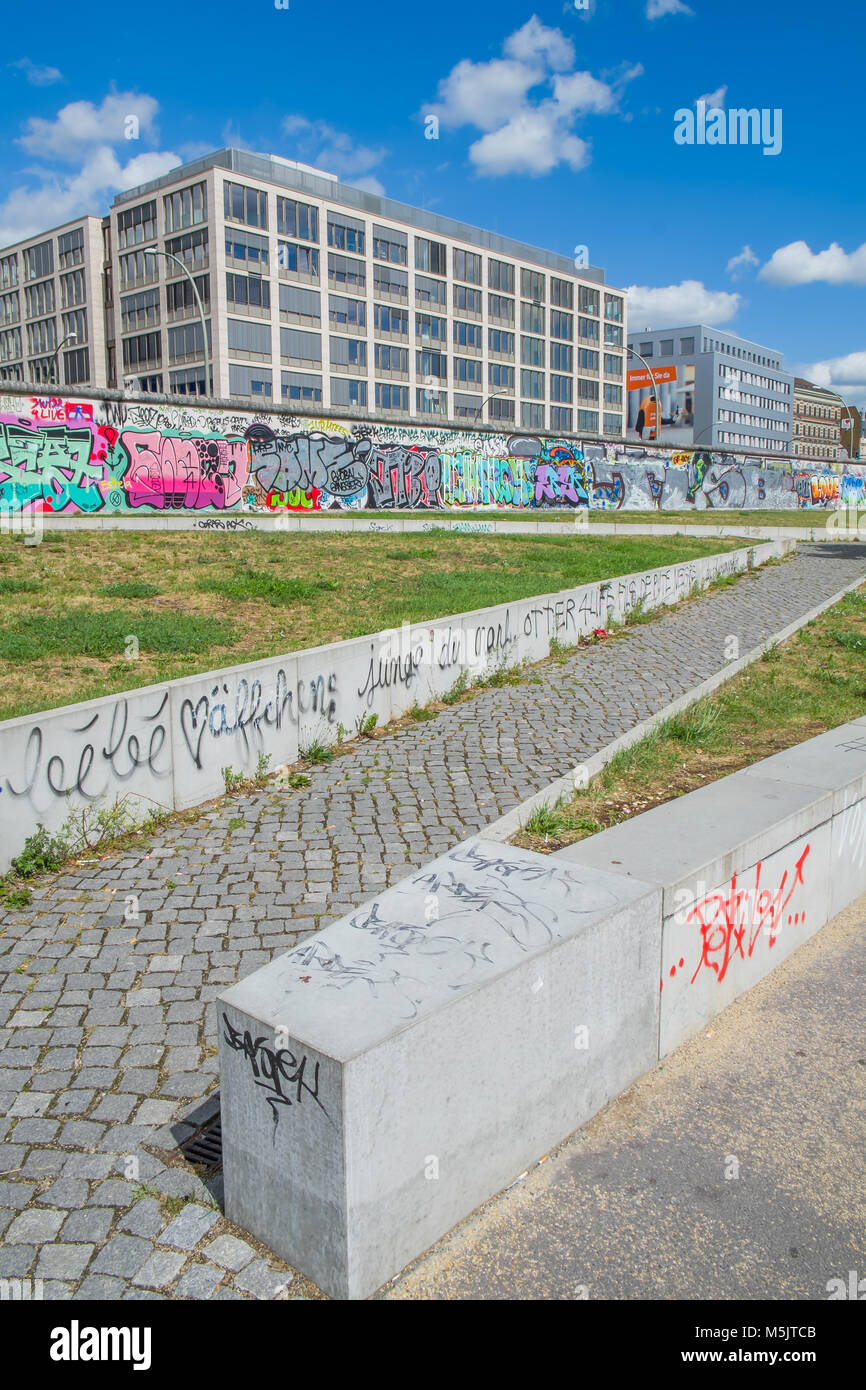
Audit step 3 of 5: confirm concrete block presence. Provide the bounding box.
[218,837,660,1299]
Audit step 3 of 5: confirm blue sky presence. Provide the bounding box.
[3,0,864,402]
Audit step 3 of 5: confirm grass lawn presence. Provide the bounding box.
[513,585,866,854]
[0,528,745,721]
[287,507,833,528]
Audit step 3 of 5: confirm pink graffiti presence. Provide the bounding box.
[688,843,810,985]
[119,430,249,510]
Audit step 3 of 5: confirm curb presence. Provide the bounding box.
[481,569,866,843]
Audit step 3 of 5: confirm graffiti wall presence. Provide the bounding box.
[0,392,857,516]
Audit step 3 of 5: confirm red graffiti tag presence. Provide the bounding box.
[687,844,810,985]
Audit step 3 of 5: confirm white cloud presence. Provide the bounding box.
[11,58,62,87]
[281,115,386,180]
[423,17,640,177]
[18,92,161,162]
[647,0,693,17]
[350,175,386,196]
[697,85,727,109]
[726,245,759,279]
[804,351,866,391]
[759,239,866,286]
[625,280,741,328]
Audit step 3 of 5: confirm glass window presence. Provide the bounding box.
[282,371,322,403]
[63,346,89,384]
[550,406,573,432]
[372,225,407,264]
[167,320,210,361]
[604,323,623,347]
[327,253,364,289]
[373,303,408,334]
[416,312,446,342]
[521,335,544,367]
[416,386,446,415]
[521,401,544,429]
[166,276,209,315]
[164,183,207,234]
[228,318,271,354]
[577,408,598,431]
[416,274,447,307]
[278,242,320,276]
[521,302,545,333]
[578,285,600,314]
[373,264,408,298]
[331,377,367,408]
[416,349,447,379]
[229,364,272,397]
[604,382,623,406]
[604,294,623,321]
[603,411,622,434]
[489,294,514,322]
[24,240,54,280]
[603,352,622,376]
[25,281,55,318]
[328,294,366,329]
[58,227,85,269]
[276,198,318,242]
[374,344,408,372]
[551,343,573,373]
[550,374,572,403]
[375,383,408,411]
[453,248,481,284]
[660,339,673,356]
[122,331,161,369]
[578,378,599,401]
[578,347,598,371]
[454,285,482,314]
[521,369,544,399]
[225,229,269,270]
[488,363,514,390]
[579,317,600,341]
[279,284,320,319]
[0,326,22,362]
[489,328,514,355]
[225,272,271,309]
[121,288,160,332]
[0,292,20,326]
[117,203,156,251]
[224,182,268,228]
[521,269,545,301]
[165,227,209,273]
[281,328,322,362]
[119,249,158,290]
[490,396,515,422]
[453,320,482,348]
[329,336,366,367]
[489,259,515,293]
[327,217,365,255]
[550,277,573,309]
[0,255,19,289]
[550,310,573,341]
[414,237,446,275]
[639,341,654,356]
[680,336,695,353]
[453,356,482,385]
[60,271,85,308]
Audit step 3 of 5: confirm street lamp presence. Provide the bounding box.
[47,331,77,389]
[840,402,858,461]
[471,387,511,426]
[143,247,210,398]
[625,344,662,445]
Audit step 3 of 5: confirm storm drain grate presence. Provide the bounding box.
[179,1111,223,1176]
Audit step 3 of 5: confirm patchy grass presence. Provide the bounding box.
[0,528,743,719]
[290,507,833,529]
[514,585,866,854]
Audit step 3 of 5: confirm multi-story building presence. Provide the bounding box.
[105,148,627,434]
[626,324,793,453]
[0,216,107,389]
[792,378,844,462]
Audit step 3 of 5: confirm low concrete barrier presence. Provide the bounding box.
[0,539,785,870]
[217,717,866,1298]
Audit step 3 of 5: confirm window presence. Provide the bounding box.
[578,285,600,315]
[170,367,207,396]
[550,277,574,309]
[454,320,482,349]
[168,321,210,362]
[490,396,515,422]
[122,331,161,369]
[0,255,18,289]
[550,374,572,403]
[225,229,269,270]
[279,285,320,320]
[416,349,447,379]
[373,304,407,335]
[604,294,623,322]
[521,302,545,334]
[415,237,446,276]
[228,319,271,356]
[375,383,408,411]
[489,328,514,355]
[551,310,573,340]
[680,336,695,353]
[117,203,156,251]
[660,339,673,356]
[416,386,446,415]
[521,402,544,429]
[489,294,514,322]
[224,182,268,228]
[24,241,54,281]
[330,336,366,368]
[603,412,621,434]
[373,265,408,299]
[374,344,408,373]
[278,242,319,277]
[488,363,514,391]
[489,259,515,293]
[453,356,482,385]
[63,347,89,384]
[329,294,366,329]
[603,352,622,377]
[550,407,572,432]
[121,288,160,332]
[604,382,622,406]
[579,317,600,341]
[453,248,481,284]
[453,285,482,314]
[165,227,209,274]
[331,378,367,408]
[0,293,19,326]
[226,272,270,309]
[164,183,207,234]
[416,274,447,307]
[416,312,446,342]
[372,225,407,264]
[282,371,322,404]
[0,328,21,362]
[60,270,85,308]
[277,198,319,242]
[578,347,598,371]
[229,364,272,397]
[281,327,322,362]
[25,281,54,318]
[119,249,158,290]
[521,369,544,399]
[58,228,85,269]
[165,275,209,316]
[327,216,365,255]
[521,336,544,367]
[577,408,598,431]
[578,378,599,401]
[521,269,545,302]
[603,323,622,347]
[552,343,574,373]
[639,341,654,356]
[328,253,364,289]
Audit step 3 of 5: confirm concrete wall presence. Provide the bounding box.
[0,387,859,520]
[217,717,866,1299]
[0,539,785,869]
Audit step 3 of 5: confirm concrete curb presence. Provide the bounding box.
[482,570,866,844]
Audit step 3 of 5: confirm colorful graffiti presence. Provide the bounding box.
[0,391,857,516]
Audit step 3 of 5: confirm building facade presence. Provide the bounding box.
[0,216,107,390]
[791,377,847,462]
[104,149,627,434]
[626,324,793,453]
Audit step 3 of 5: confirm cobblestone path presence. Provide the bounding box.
[1,542,864,1300]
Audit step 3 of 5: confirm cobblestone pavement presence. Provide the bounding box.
[0,542,864,1301]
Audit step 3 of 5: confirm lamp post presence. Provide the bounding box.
[840,402,857,461]
[47,331,78,389]
[625,344,662,445]
[471,387,511,427]
[143,247,210,398]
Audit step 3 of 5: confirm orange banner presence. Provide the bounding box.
[626,365,679,390]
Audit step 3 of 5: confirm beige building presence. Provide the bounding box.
[105,148,627,434]
[792,377,843,462]
[0,216,107,389]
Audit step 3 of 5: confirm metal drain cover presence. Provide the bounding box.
[179,1111,223,1176]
